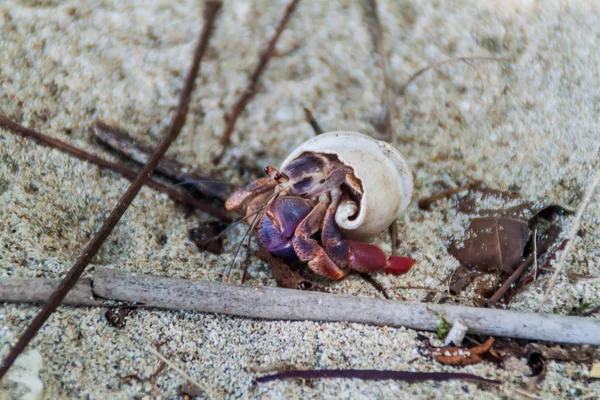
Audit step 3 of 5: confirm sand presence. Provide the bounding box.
[1,0,599,398]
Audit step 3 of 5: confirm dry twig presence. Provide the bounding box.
[255,368,500,385]
[536,168,600,311]
[212,0,301,163]
[365,0,401,254]
[418,183,471,210]
[365,0,395,144]
[0,116,229,220]
[396,56,512,95]
[93,120,231,202]
[0,1,222,378]
[2,268,597,344]
[303,107,324,135]
[146,346,205,396]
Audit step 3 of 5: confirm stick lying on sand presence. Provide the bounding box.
[1,268,598,345]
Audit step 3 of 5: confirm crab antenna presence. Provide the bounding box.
[223,190,280,282]
[192,206,269,246]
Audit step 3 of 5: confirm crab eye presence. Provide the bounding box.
[274,172,289,183]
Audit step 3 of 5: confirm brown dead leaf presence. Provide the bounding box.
[421,337,496,366]
[449,217,531,273]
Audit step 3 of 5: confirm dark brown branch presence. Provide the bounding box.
[255,369,501,385]
[0,1,222,379]
[212,0,301,164]
[0,116,230,221]
[92,120,231,202]
[303,107,324,135]
[487,255,536,306]
[418,183,471,210]
[487,225,561,306]
[358,273,391,299]
[501,238,568,304]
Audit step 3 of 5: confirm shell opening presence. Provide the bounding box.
[335,200,360,230]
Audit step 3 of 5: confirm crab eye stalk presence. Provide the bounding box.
[274,172,289,183]
[265,166,289,183]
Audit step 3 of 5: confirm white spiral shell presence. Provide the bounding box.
[281,131,414,239]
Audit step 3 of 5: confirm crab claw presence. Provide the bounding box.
[348,241,414,275]
[385,255,415,275]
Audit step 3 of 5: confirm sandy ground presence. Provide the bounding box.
[1,0,599,398]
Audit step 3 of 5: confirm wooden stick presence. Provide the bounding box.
[5,268,597,345]
[0,1,222,379]
[92,121,231,202]
[0,278,101,306]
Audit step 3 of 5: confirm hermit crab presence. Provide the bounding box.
[226,131,415,280]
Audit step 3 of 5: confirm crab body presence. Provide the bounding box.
[226,132,415,280]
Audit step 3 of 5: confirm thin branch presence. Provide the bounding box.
[487,255,535,306]
[146,346,205,396]
[0,116,230,221]
[388,222,399,256]
[397,57,512,95]
[303,107,324,135]
[418,183,471,210]
[212,0,301,164]
[255,369,501,385]
[3,268,600,344]
[365,0,395,144]
[358,273,391,299]
[536,168,600,311]
[0,1,222,379]
[365,0,401,255]
[501,239,568,304]
[533,229,538,280]
[92,120,231,202]
[487,224,561,306]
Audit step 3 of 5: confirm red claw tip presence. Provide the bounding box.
[385,256,415,275]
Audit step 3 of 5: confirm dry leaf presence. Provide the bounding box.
[449,217,531,273]
[420,337,495,366]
